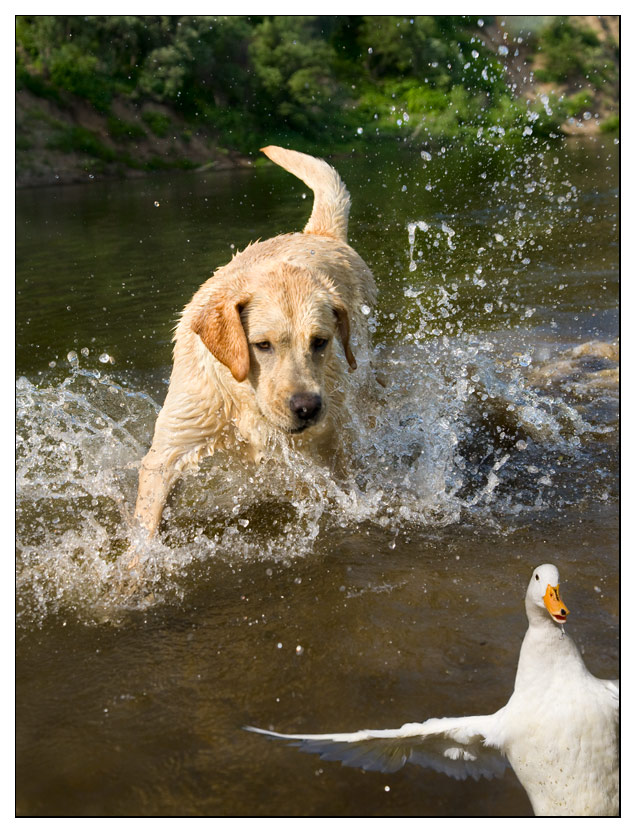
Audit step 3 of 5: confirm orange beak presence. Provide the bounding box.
[543,583,569,624]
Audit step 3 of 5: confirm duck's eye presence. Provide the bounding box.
[312,337,328,352]
[535,574,539,581]
[254,341,272,352]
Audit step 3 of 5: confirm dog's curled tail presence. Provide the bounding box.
[261,146,350,242]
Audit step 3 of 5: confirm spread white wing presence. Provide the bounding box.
[245,714,507,781]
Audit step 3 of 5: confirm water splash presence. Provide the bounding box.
[407,220,430,271]
[15,329,616,626]
[407,220,456,272]
[16,367,158,622]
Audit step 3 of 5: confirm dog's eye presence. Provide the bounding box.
[254,341,272,352]
[312,337,329,352]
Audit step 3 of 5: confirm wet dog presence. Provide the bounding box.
[134,146,377,537]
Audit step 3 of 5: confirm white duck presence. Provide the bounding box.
[246,564,618,816]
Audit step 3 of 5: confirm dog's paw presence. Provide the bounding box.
[115,546,155,605]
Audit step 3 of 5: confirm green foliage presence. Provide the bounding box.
[135,16,253,111]
[143,155,198,171]
[47,125,116,161]
[599,114,619,133]
[141,111,172,137]
[47,44,111,110]
[15,14,618,160]
[248,17,341,135]
[107,116,146,142]
[355,16,499,89]
[402,85,450,115]
[15,134,33,151]
[16,16,64,65]
[16,64,63,104]
[358,16,449,80]
[562,90,594,118]
[17,17,116,110]
[532,17,617,88]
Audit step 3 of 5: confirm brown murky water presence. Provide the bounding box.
[16,136,618,816]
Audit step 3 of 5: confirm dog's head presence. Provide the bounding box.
[192,264,356,435]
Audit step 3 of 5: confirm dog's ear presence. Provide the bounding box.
[332,304,357,371]
[192,288,251,382]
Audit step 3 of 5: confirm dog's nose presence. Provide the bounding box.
[289,392,322,422]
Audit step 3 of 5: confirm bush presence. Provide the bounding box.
[48,43,112,111]
[599,114,619,133]
[141,111,172,137]
[47,125,116,160]
[532,17,617,89]
[107,116,146,141]
[16,63,63,104]
[248,17,342,135]
[562,90,594,118]
[144,155,197,171]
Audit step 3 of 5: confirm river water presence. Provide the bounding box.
[16,135,618,817]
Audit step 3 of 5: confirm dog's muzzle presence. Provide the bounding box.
[289,392,322,430]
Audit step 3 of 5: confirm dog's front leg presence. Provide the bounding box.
[133,446,180,538]
[118,447,180,588]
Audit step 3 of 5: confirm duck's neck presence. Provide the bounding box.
[514,608,584,691]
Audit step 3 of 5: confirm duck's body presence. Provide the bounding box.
[246,565,619,816]
[495,614,618,815]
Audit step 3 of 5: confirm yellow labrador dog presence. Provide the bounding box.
[134,146,377,537]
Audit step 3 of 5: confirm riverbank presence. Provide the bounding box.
[15,82,616,190]
[16,88,253,188]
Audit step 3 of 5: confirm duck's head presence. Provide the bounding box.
[527,564,570,625]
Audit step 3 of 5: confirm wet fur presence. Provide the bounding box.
[134,146,376,536]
